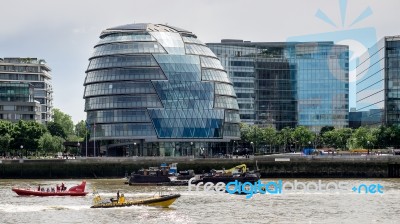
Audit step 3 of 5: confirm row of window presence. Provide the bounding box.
[87,55,158,71]
[201,56,224,70]
[92,42,166,57]
[202,69,231,83]
[225,110,240,123]
[85,95,163,110]
[153,125,223,138]
[215,83,236,97]
[153,54,201,81]
[150,32,185,55]
[148,109,224,120]
[215,96,239,110]
[0,73,42,81]
[93,123,156,138]
[84,82,156,97]
[224,123,240,137]
[87,109,150,123]
[182,36,205,45]
[97,33,155,45]
[185,43,217,58]
[0,65,39,73]
[85,68,166,84]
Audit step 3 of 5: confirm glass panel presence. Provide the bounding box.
[85,95,162,110]
[97,32,155,45]
[87,55,158,71]
[202,69,231,83]
[215,96,239,110]
[185,43,217,58]
[87,109,151,123]
[92,123,157,138]
[84,82,156,97]
[150,32,185,55]
[200,56,224,70]
[85,68,166,84]
[92,42,166,57]
[153,54,201,81]
[215,83,236,97]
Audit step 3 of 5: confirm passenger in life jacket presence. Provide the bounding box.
[118,194,125,204]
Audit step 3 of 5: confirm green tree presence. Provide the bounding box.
[47,121,67,139]
[0,133,13,156]
[11,120,47,152]
[52,108,74,137]
[277,127,294,153]
[261,126,277,153]
[75,120,88,140]
[38,133,64,155]
[293,126,315,150]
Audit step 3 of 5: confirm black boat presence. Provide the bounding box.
[128,163,194,186]
[190,164,260,184]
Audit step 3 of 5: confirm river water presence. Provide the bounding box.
[1,178,400,224]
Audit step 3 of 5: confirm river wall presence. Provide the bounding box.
[1,156,400,179]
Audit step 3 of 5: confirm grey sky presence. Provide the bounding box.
[1,0,398,123]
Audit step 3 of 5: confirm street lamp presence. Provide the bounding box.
[250,142,254,155]
[20,145,23,158]
[77,142,80,157]
[190,142,193,156]
[367,141,370,155]
[134,142,137,156]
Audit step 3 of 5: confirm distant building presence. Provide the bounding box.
[207,40,349,132]
[356,36,400,126]
[0,82,41,122]
[83,23,240,157]
[0,58,53,123]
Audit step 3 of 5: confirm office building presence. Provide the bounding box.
[0,58,53,123]
[83,23,240,156]
[356,36,400,126]
[207,40,349,132]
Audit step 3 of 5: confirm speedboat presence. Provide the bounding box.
[12,181,88,196]
[91,193,180,208]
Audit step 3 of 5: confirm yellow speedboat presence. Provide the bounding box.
[91,193,180,208]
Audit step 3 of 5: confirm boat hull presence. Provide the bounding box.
[12,188,88,196]
[12,181,88,196]
[91,194,180,208]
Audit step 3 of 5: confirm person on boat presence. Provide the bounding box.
[37,185,40,191]
[56,184,60,192]
[118,194,125,204]
[61,183,65,191]
[117,191,120,201]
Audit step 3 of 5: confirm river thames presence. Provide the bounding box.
[1,178,400,224]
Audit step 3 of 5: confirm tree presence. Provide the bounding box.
[0,134,12,156]
[47,121,67,139]
[261,126,277,153]
[11,120,47,151]
[52,108,74,137]
[38,133,64,154]
[75,120,88,140]
[277,127,294,153]
[293,126,315,151]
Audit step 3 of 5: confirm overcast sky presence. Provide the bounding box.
[1,0,399,123]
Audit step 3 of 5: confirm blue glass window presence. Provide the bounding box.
[201,56,224,70]
[92,42,166,57]
[215,83,236,97]
[153,55,201,81]
[202,69,231,83]
[150,32,185,55]
[87,109,151,123]
[215,96,239,110]
[87,55,158,71]
[85,95,162,110]
[185,44,217,58]
[85,68,166,84]
[84,82,156,97]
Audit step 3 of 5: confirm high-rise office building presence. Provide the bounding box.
[83,23,240,156]
[356,36,400,126]
[0,58,53,123]
[0,82,41,122]
[207,40,349,132]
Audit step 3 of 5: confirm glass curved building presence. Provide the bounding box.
[84,23,240,156]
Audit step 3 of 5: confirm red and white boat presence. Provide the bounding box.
[12,181,88,196]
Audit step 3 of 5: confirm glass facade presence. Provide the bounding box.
[207,40,349,132]
[84,23,240,156]
[0,57,52,123]
[0,82,41,121]
[356,36,400,126]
